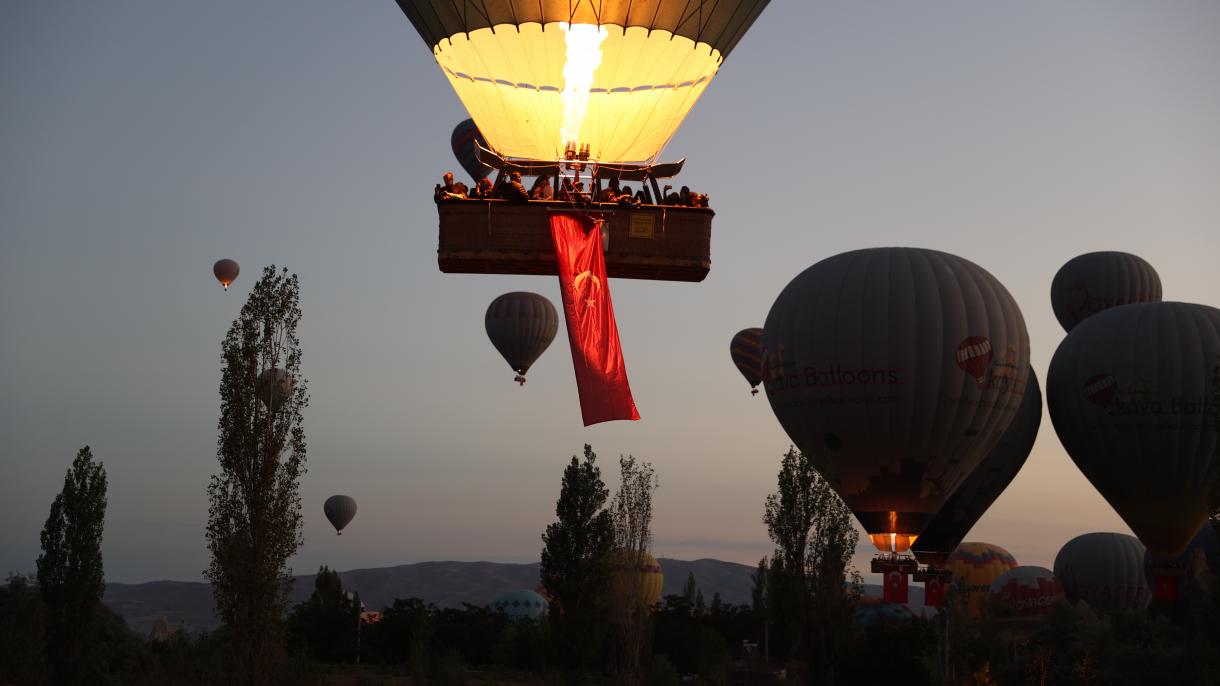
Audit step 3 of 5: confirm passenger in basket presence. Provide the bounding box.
[529,175,554,200]
[434,172,463,202]
[470,176,495,199]
[500,171,530,202]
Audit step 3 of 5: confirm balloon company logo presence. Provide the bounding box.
[956,337,1021,392]
[573,270,602,309]
[993,578,1062,614]
[761,344,903,393]
[1063,281,1151,323]
[1082,374,1215,417]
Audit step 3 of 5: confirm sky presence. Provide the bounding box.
[2,1,1218,585]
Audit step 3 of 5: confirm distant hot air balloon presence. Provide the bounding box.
[1053,532,1149,613]
[913,370,1042,567]
[946,542,1018,620]
[853,596,916,626]
[1050,252,1162,333]
[451,119,493,181]
[213,259,240,291]
[1047,302,1220,564]
[610,551,664,608]
[324,495,357,535]
[763,248,1030,554]
[394,1,769,165]
[988,566,1064,619]
[485,292,559,385]
[491,589,548,621]
[730,328,765,395]
[256,367,295,411]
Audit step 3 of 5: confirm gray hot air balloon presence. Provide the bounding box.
[912,369,1042,567]
[485,292,559,385]
[213,259,240,291]
[1053,532,1149,613]
[324,495,357,535]
[1050,251,1161,333]
[256,367,295,412]
[763,248,1030,553]
[1047,302,1220,559]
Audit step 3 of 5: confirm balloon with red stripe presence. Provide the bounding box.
[451,118,493,181]
[730,328,764,395]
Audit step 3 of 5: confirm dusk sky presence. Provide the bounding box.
[3,1,1218,585]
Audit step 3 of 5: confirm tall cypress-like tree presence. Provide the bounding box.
[609,455,658,686]
[36,445,108,685]
[206,266,308,685]
[540,444,614,675]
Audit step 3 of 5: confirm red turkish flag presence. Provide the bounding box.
[883,567,909,604]
[1153,574,1178,601]
[550,212,640,426]
[923,576,945,607]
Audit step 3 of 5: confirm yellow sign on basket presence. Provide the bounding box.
[628,214,656,239]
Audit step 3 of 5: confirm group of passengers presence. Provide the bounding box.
[434,171,709,208]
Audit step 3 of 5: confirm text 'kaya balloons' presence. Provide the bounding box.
[324,495,358,535]
[1048,302,1220,558]
[213,259,239,291]
[1053,532,1149,613]
[394,0,769,163]
[913,369,1042,567]
[1050,251,1161,333]
[763,248,1030,553]
[485,292,560,385]
[730,328,765,395]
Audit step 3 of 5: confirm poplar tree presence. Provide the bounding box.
[205,266,307,685]
[609,454,658,686]
[36,445,107,685]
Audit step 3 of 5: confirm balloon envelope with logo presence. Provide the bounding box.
[491,589,548,620]
[763,248,1031,553]
[988,566,1064,619]
[1047,302,1220,558]
[946,542,1018,620]
[1050,251,1161,333]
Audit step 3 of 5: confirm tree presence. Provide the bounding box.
[762,447,861,684]
[540,444,615,675]
[287,566,361,663]
[609,454,659,686]
[36,445,107,685]
[205,266,308,685]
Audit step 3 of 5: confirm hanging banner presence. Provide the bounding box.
[550,212,640,426]
[881,563,910,604]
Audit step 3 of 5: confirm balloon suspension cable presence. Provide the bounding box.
[515,374,527,386]
[751,388,759,396]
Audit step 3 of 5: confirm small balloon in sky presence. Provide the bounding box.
[485,292,559,386]
[324,495,357,535]
[213,259,240,291]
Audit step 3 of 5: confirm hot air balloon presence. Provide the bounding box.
[610,551,664,608]
[256,367,295,411]
[1047,303,1220,580]
[763,248,1031,555]
[213,259,239,291]
[451,119,493,181]
[1053,532,1149,613]
[912,369,1043,568]
[853,596,916,627]
[394,0,769,282]
[988,566,1064,619]
[730,328,765,395]
[485,292,559,385]
[324,495,357,535]
[946,542,1018,620]
[1142,522,1219,604]
[491,589,549,620]
[1050,252,1162,333]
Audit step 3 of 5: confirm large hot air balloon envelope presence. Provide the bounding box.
[394,0,769,164]
[451,119,492,181]
[946,542,1018,620]
[988,566,1064,619]
[1047,302,1220,558]
[485,292,559,385]
[764,248,1031,553]
[730,328,764,395]
[1050,251,1161,333]
[213,259,239,290]
[913,369,1042,567]
[491,589,548,620]
[324,495,357,535]
[1053,532,1149,613]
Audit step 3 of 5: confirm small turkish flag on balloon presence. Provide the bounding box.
[884,569,909,604]
[923,576,945,607]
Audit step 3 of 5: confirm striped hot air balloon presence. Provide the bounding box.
[946,542,1018,620]
[485,292,560,385]
[730,328,764,395]
[1050,252,1162,333]
[611,551,664,609]
[323,495,357,535]
[451,119,492,181]
[1054,532,1149,613]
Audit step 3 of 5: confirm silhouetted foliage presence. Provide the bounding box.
[287,566,360,663]
[36,445,108,685]
[206,265,308,686]
[540,444,615,675]
[610,454,658,686]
